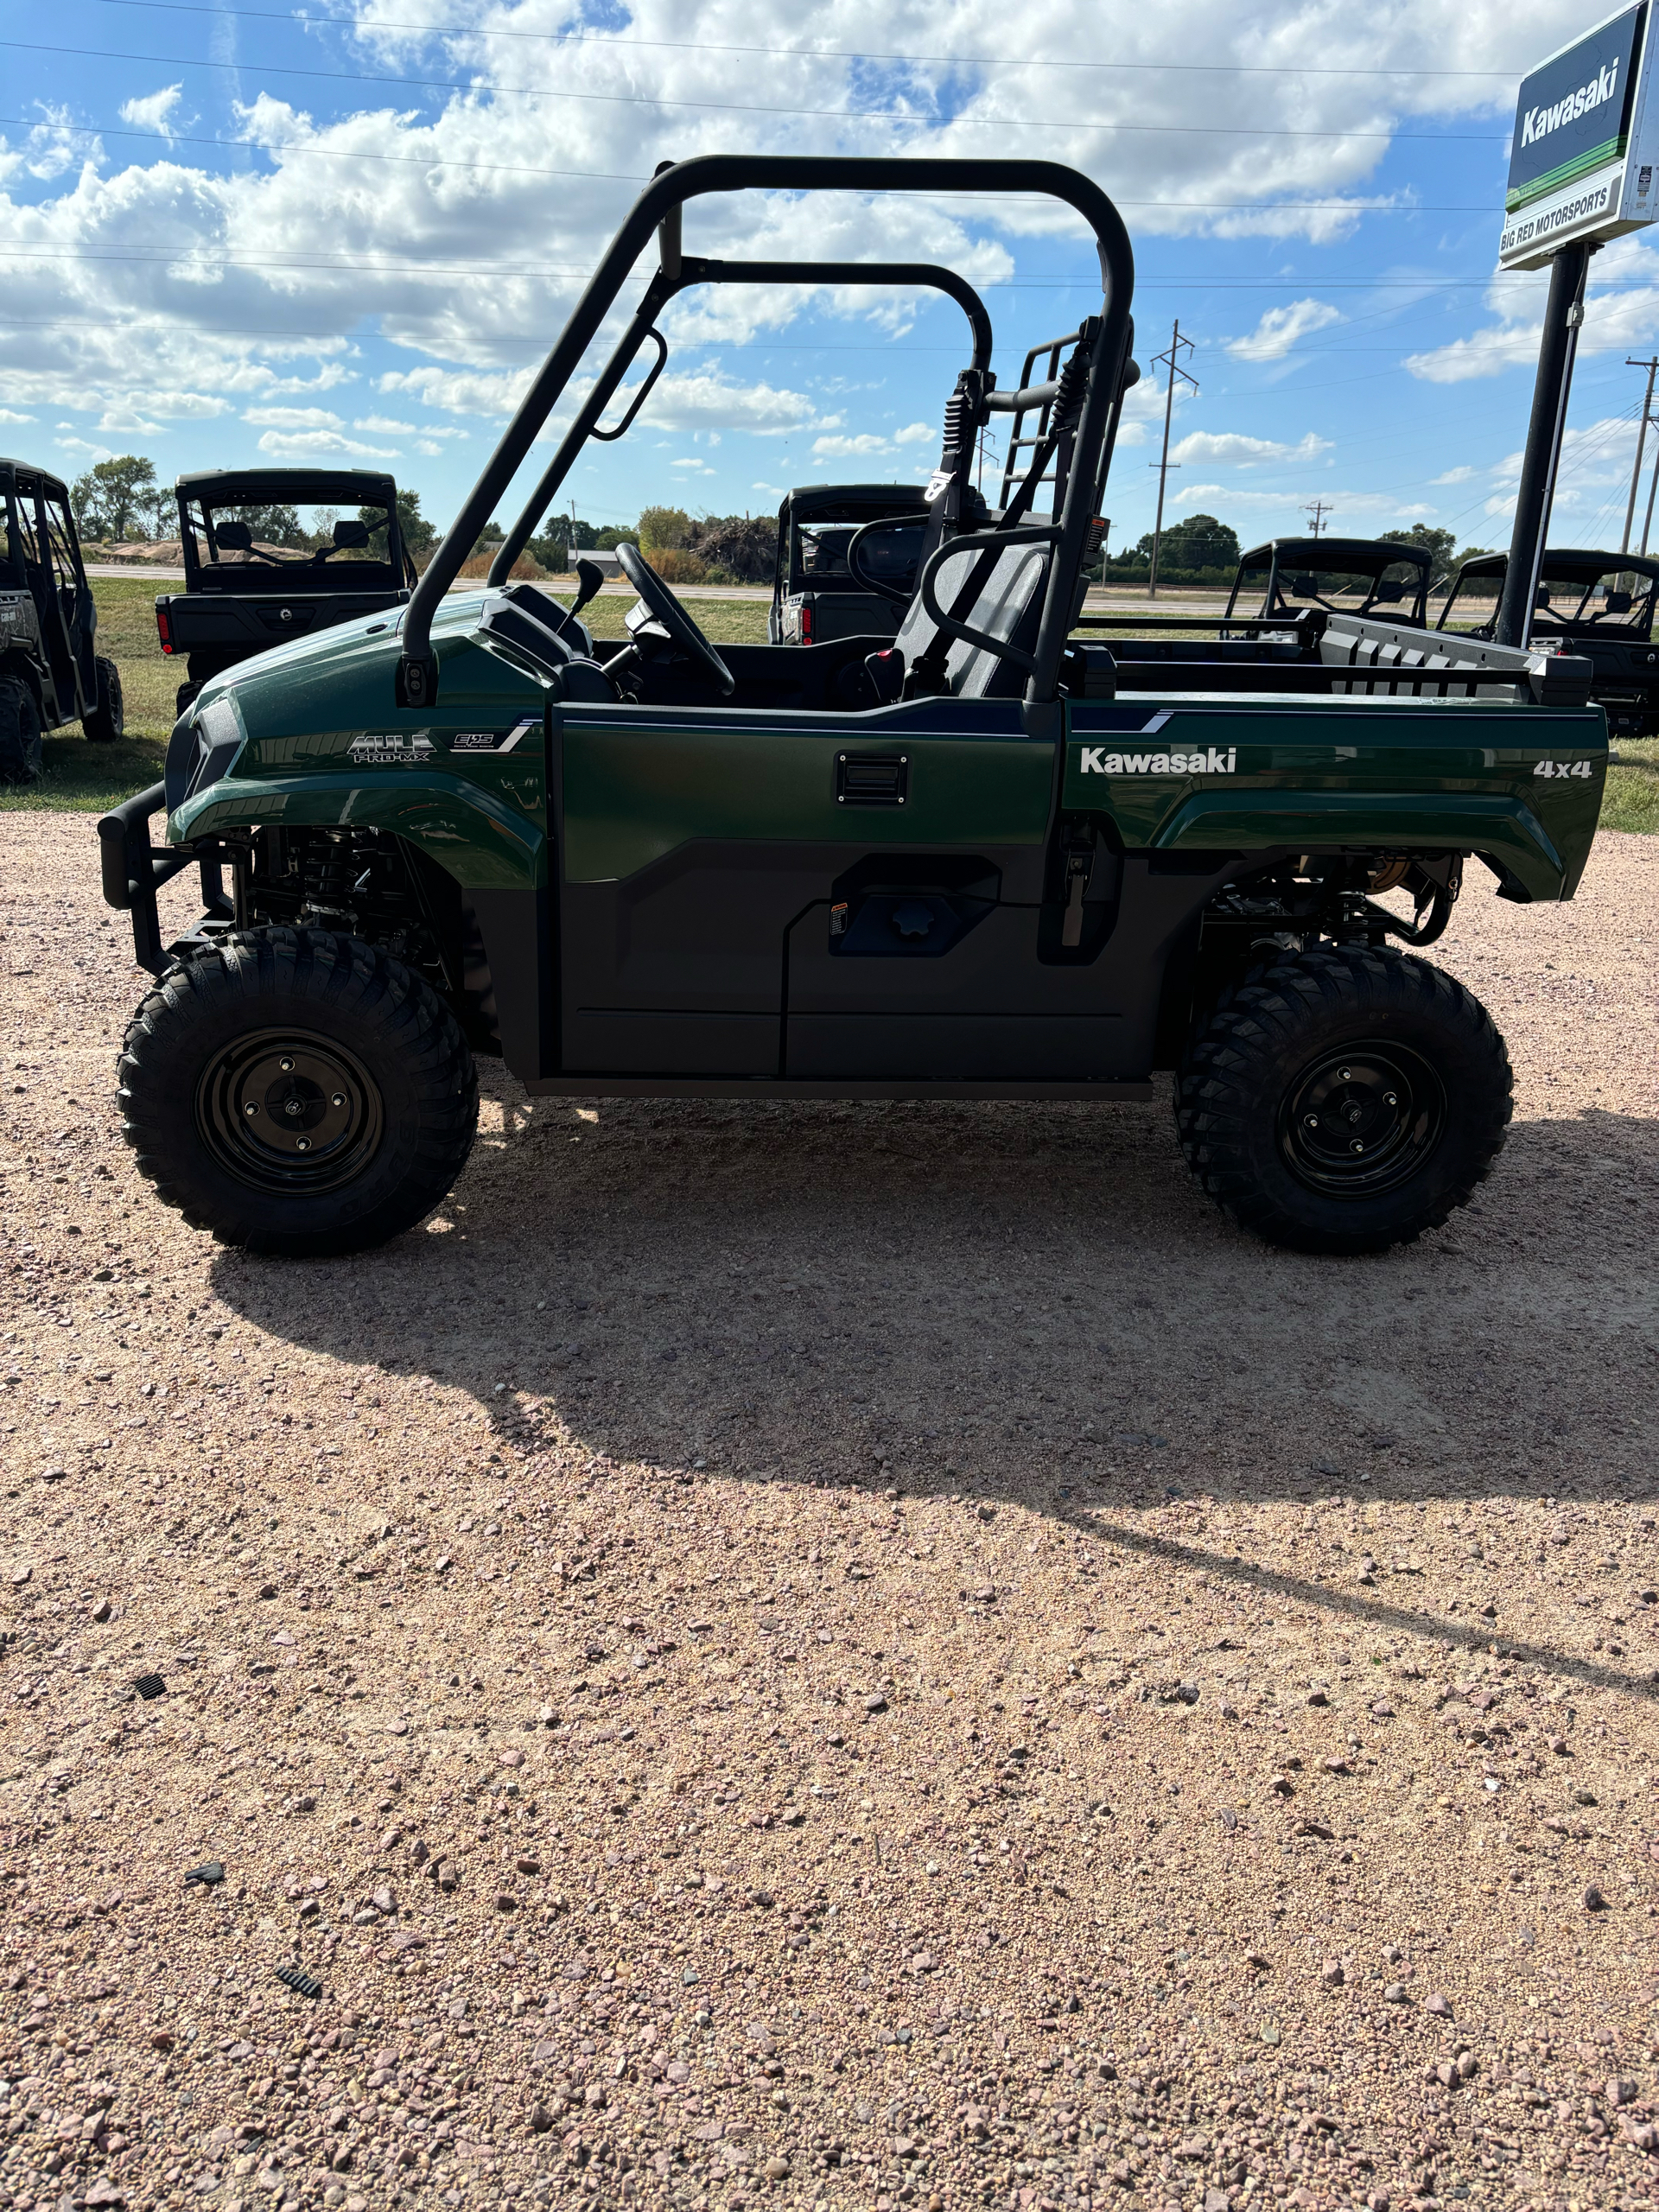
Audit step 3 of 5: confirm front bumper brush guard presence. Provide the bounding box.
[97,780,234,975]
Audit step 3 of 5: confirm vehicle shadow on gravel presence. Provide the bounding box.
[207,1074,1654,1501]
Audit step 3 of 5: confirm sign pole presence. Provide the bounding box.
[1495,241,1592,647]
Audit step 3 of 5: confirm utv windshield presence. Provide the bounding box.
[1529,563,1657,635]
[791,518,925,596]
[181,493,408,587]
[1238,556,1428,620]
[1438,557,1657,638]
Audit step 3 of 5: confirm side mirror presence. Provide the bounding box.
[333,518,372,550]
[571,556,605,617]
[215,519,252,552]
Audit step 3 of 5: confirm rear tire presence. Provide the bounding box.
[1175,944,1512,1255]
[82,656,124,742]
[118,927,478,1256]
[0,677,43,785]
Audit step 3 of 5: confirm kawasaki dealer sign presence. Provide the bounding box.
[1500,3,1659,267]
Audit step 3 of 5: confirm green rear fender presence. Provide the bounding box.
[1065,699,1608,900]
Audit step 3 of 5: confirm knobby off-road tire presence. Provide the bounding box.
[82,656,124,742]
[1175,945,1512,1256]
[0,676,44,785]
[118,928,478,1257]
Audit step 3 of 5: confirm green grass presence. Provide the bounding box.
[1604,735,1659,832]
[10,577,1658,830]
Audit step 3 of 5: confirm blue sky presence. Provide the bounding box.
[8,0,1659,555]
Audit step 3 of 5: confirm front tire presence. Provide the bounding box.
[0,676,44,785]
[82,656,124,742]
[1175,944,1512,1255]
[118,928,478,1256]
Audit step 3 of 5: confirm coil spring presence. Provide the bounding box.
[1052,343,1092,428]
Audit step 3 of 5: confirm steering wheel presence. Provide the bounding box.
[615,543,734,696]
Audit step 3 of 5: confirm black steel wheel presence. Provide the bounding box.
[0,676,43,785]
[118,927,477,1256]
[198,1028,387,1198]
[1277,1040,1446,1199]
[1176,944,1511,1255]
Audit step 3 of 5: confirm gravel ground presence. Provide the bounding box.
[1,815,1656,2212]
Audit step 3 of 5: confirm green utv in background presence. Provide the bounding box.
[99,156,1607,1262]
[2,456,124,783]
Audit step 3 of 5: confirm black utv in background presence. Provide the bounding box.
[1438,546,1659,738]
[156,467,416,715]
[1224,537,1434,627]
[769,483,932,645]
[0,456,123,783]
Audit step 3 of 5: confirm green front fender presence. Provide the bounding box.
[170,770,547,893]
[1152,790,1569,901]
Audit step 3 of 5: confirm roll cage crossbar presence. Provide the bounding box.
[398,154,1135,709]
[487,256,995,587]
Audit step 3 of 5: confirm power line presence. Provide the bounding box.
[0,41,1516,137]
[0,118,1501,211]
[79,0,1531,79]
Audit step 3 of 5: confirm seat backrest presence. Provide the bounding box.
[889,539,1052,698]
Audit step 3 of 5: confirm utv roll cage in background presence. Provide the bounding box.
[399,155,1137,714]
[1437,546,1659,638]
[1223,537,1434,628]
[177,468,416,590]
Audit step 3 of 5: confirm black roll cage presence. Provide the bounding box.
[400,155,1135,711]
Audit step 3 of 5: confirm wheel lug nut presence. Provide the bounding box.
[1304,1114,1319,1128]
[1337,1066,1351,1081]
[279,1056,295,1071]
[295,1137,312,1153]
[1383,1091,1397,1106]
[331,1092,346,1107]
[1350,1140,1364,1154]
[244,1102,259,1117]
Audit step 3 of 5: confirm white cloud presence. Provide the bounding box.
[244,405,346,431]
[1167,429,1332,468]
[812,432,893,459]
[118,86,188,140]
[1431,465,1477,485]
[257,429,403,459]
[1406,236,1659,383]
[353,413,417,434]
[0,408,37,424]
[893,422,935,445]
[1225,299,1343,363]
[669,457,715,471]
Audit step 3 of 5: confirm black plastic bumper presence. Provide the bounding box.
[97,781,232,974]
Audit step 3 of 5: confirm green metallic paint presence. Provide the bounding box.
[1065,695,1607,899]
[557,709,1053,885]
[162,606,1610,909]
[169,608,551,891]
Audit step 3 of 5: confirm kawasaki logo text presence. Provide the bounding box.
[1079,747,1236,774]
[1521,60,1619,148]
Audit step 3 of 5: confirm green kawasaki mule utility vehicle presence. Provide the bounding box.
[99,157,1606,1260]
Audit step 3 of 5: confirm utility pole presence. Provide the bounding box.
[1303,498,1334,540]
[1623,355,1659,555]
[1147,319,1198,600]
[1496,241,1591,649]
